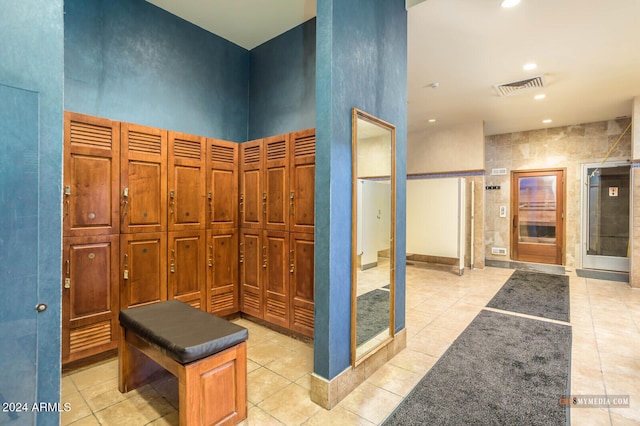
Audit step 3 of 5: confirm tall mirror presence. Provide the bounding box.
[351,108,396,365]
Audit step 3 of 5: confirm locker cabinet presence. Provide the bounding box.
[207,139,238,229]
[239,139,263,229]
[120,123,167,233]
[168,131,206,231]
[264,134,289,231]
[239,228,263,318]
[290,129,316,234]
[63,112,120,237]
[263,230,290,328]
[62,235,119,364]
[168,230,206,310]
[289,232,315,337]
[120,232,167,310]
[206,228,238,316]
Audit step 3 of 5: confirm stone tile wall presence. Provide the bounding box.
[485,118,632,269]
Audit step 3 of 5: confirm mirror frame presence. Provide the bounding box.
[350,108,396,366]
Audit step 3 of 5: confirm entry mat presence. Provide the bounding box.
[383,310,572,425]
[487,270,570,322]
[356,289,390,347]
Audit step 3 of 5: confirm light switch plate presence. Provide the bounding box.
[499,206,506,217]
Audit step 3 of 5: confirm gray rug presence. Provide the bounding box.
[487,270,570,322]
[384,310,572,425]
[356,289,390,346]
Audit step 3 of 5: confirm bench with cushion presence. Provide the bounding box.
[118,300,248,425]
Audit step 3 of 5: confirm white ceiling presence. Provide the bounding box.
[146,0,640,136]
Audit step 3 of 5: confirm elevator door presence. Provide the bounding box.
[582,163,630,272]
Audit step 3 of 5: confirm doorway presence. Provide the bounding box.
[581,162,630,272]
[511,169,565,265]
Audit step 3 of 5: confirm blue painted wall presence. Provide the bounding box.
[65,0,250,142]
[314,0,407,380]
[0,1,64,424]
[248,18,316,139]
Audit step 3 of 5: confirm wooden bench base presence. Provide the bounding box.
[119,326,247,426]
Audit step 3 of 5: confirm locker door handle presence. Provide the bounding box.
[239,242,244,263]
[208,192,213,219]
[290,191,295,217]
[169,190,175,216]
[208,245,213,268]
[123,254,129,280]
[262,246,267,268]
[64,260,71,289]
[289,249,294,273]
[262,192,267,216]
[239,193,244,219]
[170,249,175,273]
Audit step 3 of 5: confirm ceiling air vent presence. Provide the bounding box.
[494,75,545,97]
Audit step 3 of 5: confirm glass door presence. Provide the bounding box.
[582,162,630,272]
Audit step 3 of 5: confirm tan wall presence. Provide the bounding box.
[485,118,632,268]
[407,121,484,174]
[407,121,485,268]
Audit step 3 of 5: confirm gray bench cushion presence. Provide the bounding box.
[119,300,248,364]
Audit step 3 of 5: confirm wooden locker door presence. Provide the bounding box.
[206,229,238,316]
[290,129,316,234]
[168,132,206,231]
[263,230,290,328]
[207,139,238,229]
[264,134,289,231]
[63,112,120,237]
[290,232,315,337]
[239,139,263,229]
[239,229,263,318]
[168,230,206,310]
[62,235,119,364]
[121,123,167,233]
[120,232,167,309]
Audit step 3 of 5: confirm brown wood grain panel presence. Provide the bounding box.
[120,232,167,309]
[207,138,239,229]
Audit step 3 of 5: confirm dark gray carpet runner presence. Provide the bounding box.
[384,270,571,425]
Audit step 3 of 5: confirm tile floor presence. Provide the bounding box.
[61,263,640,425]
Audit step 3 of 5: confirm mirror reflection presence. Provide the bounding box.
[351,108,396,364]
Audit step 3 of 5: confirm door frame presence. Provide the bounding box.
[581,161,631,272]
[511,168,566,265]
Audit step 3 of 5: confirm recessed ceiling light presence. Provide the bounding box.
[534,94,546,100]
[501,0,521,8]
[428,119,436,123]
[542,119,552,124]
[523,63,537,71]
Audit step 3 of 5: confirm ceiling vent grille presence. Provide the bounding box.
[494,75,545,97]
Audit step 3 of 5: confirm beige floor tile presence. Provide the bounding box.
[305,406,375,425]
[264,349,313,382]
[247,367,291,405]
[80,378,130,413]
[569,408,611,426]
[238,405,283,425]
[388,348,438,374]
[365,363,423,397]
[60,392,92,426]
[248,340,292,366]
[61,375,77,398]
[69,358,118,391]
[94,398,150,426]
[611,409,640,425]
[146,410,179,426]
[150,374,179,410]
[66,414,101,426]
[258,383,320,425]
[339,382,403,424]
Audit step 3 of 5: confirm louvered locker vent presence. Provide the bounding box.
[243,145,261,164]
[70,121,112,149]
[129,131,162,155]
[69,321,111,353]
[211,144,235,164]
[211,293,235,312]
[173,138,201,160]
[267,140,287,160]
[294,135,315,157]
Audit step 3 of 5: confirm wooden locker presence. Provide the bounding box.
[206,229,238,316]
[62,235,119,364]
[290,129,316,234]
[264,134,290,231]
[168,131,206,231]
[63,112,120,237]
[168,230,206,310]
[289,232,315,337]
[239,229,263,318]
[263,230,290,328]
[207,139,238,229]
[121,123,167,233]
[239,139,263,229]
[120,232,167,310]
